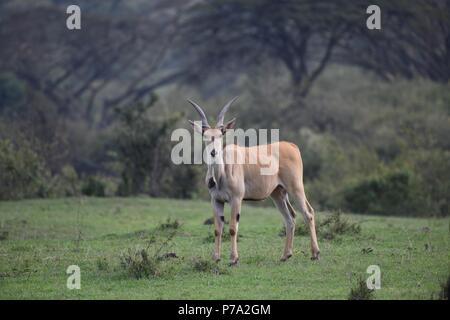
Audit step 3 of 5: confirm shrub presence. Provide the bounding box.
[115,99,182,197]
[120,247,160,279]
[344,170,422,215]
[348,277,374,300]
[81,176,106,197]
[278,223,309,237]
[119,230,176,279]
[0,73,25,113]
[0,230,8,241]
[411,150,450,216]
[96,257,109,272]
[160,164,203,199]
[51,165,81,197]
[279,211,360,240]
[0,139,51,200]
[158,218,181,231]
[320,211,361,240]
[191,256,228,275]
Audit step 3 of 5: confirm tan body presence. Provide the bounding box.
[207,141,320,264]
[187,97,320,265]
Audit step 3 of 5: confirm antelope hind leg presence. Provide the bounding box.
[271,188,295,261]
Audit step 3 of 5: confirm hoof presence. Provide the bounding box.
[229,258,239,267]
[280,254,292,262]
[212,253,221,263]
[311,252,320,261]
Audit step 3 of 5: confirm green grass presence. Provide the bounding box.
[0,197,448,299]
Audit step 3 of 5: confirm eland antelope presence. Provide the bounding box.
[188,97,320,265]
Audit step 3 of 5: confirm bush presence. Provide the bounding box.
[0,139,51,200]
[191,256,228,275]
[410,150,450,216]
[120,247,160,279]
[0,73,25,113]
[119,230,177,279]
[279,211,361,240]
[81,176,106,197]
[114,98,204,199]
[278,223,309,237]
[51,165,81,197]
[348,277,374,300]
[320,211,361,240]
[158,218,181,231]
[115,99,181,197]
[96,257,109,272]
[344,170,423,215]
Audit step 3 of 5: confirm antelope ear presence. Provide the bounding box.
[221,118,236,133]
[189,120,206,134]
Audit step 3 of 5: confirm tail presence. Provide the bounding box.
[286,197,297,219]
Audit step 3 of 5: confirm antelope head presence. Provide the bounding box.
[188,97,238,163]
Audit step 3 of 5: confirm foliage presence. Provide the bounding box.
[344,170,422,216]
[81,176,106,197]
[344,1,450,83]
[409,150,450,216]
[0,72,25,113]
[0,139,51,200]
[183,0,450,98]
[191,256,229,275]
[348,277,374,300]
[157,218,181,231]
[320,211,361,240]
[119,247,160,279]
[114,98,201,198]
[119,229,177,279]
[0,1,448,217]
[50,165,81,197]
[96,257,109,272]
[295,71,449,216]
[279,211,361,240]
[115,98,177,196]
[0,4,183,126]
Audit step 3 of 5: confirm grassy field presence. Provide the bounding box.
[0,197,448,299]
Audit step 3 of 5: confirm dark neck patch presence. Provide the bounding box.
[208,177,216,189]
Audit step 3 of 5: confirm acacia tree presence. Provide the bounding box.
[181,0,356,98]
[0,4,188,127]
[339,0,450,83]
[181,0,449,98]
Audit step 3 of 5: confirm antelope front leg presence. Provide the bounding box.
[229,199,242,266]
[212,199,225,262]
